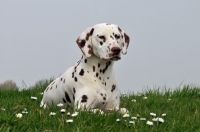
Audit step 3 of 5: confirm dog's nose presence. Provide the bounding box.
[111,47,121,55]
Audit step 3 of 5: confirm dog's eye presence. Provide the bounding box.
[98,36,105,40]
[114,34,120,39]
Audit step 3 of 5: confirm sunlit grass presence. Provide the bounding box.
[0,84,200,131]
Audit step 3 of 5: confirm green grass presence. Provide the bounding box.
[0,84,200,132]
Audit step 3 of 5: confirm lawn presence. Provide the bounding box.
[0,83,200,132]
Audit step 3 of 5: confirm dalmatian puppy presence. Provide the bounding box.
[40,23,130,111]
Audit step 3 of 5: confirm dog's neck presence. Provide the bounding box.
[77,54,115,75]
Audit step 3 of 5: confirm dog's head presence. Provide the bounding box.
[76,23,130,61]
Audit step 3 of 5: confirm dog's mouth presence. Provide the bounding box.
[111,55,121,61]
[101,54,121,61]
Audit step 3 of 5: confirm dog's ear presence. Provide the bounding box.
[118,27,130,55]
[76,28,94,58]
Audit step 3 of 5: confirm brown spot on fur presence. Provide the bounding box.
[96,73,99,77]
[73,87,76,93]
[76,60,81,67]
[81,99,87,103]
[65,92,71,103]
[87,45,93,54]
[76,39,86,48]
[102,61,111,74]
[118,27,122,32]
[88,49,92,54]
[124,33,130,44]
[74,67,77,72]
[86,33,90,41]
[85,59,87,63]
[111,85,116,92]
[100,93,103,96]
[46,87,49,92]
[90,28,94,36]
[74,77,78,82]
[103,97,106,100]
[122,42,124,47]
[79,69,84,76]
[98,63,100,68]
[61,78,63,81]
[73,94,75,101]
[99,77,101,80]
[81,95,88,103]
[72,72,74,78]
[63,98,66,103]
[82,95,88,99]
[98,36,106,42]
[63,79,65,83]
[110,35,114,39]
[93,66,95,72]
[50,86,52,90]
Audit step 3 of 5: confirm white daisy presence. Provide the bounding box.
[119,108,129,114]
[152,118,158,121]
[57,103,64,107]
[100,110,104,115]
[16,113,23,118]
[31,96,37,100]
[22,111,28,114]
[143,96,148,100]
[1,108,5,111]
[60,109,66,114]
[131,117,137,120]
[71,113,78,117]
[158,118,164,123]
[74,112,79,115]
[123,113,130,118]
[146,121,153,126]
[107,108,114,111]
[129,121,135,124]
[67,112,71,116]
[140,118,146,120]
[66,119,73,123]
[162,113,166,117]
[131,99,136,103]
[150,113,156,116]
[167,98,171,102]
[49,112,56,116]
[116,119,120,122]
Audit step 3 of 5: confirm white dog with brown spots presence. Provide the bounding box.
[40,23,130,112]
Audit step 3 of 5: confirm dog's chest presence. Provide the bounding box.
[71,58,115,91]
